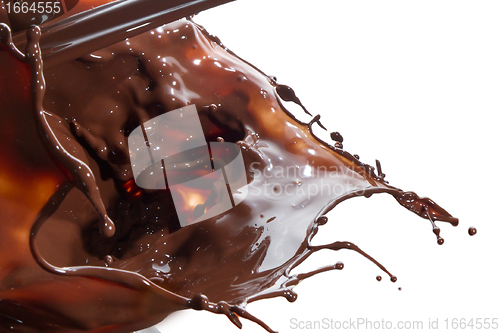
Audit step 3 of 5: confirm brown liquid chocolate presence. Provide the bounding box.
[0,3,460,332]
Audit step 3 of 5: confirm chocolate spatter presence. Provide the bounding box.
[375,159,385,179]
[316,215,329,225]
[376,275,382,281]
[276,83,312,116]
[468,227,477,236]
[330,131,343,143]
[425,206,445,245]
[0,9,460,333]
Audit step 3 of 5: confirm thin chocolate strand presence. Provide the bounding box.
[310,241,397,281]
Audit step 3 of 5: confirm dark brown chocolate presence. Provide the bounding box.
[0,3,460,332]
[12,0,236,68]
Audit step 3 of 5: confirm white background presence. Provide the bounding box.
[155,1,500,332]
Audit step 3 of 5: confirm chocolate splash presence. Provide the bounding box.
[0,3,459,333]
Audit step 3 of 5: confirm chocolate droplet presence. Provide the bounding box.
[316,216,328,225]
[189,294,209,310]
[330,131,343,143]
[101,216,115,238]
[266,216,276,223]
[376,276,382,281]
[468,227,477,236]
[104,255,113,266]
[283,289,297,303]
[390,276,397,283]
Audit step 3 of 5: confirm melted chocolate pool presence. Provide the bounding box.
[0,2,461,332]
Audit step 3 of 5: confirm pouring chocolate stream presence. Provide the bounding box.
[11,0,236,68]
[0,2,459,332]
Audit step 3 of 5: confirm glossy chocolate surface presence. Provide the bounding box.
[0,2,460,332]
